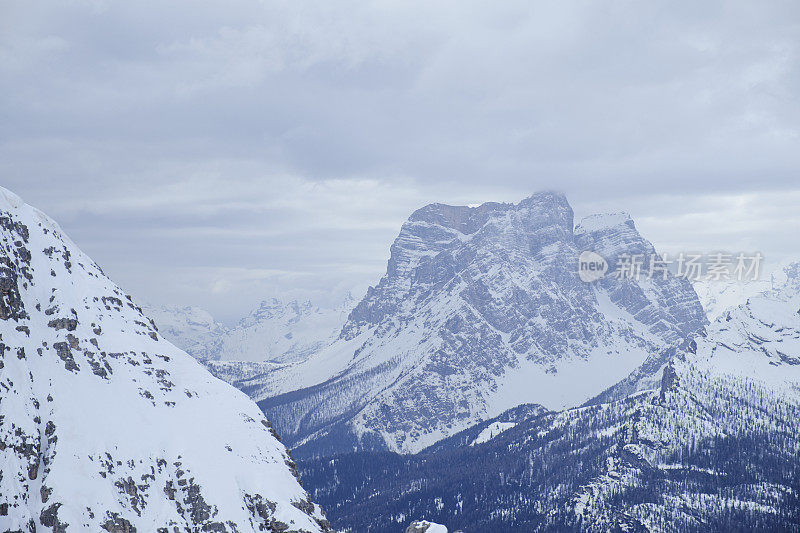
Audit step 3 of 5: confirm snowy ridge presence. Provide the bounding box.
[0,187,330,532]
[470,422,517,446]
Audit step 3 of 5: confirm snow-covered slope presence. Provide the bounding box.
[301,273,800,531]
[215,297,355,364]
[248,193,707,455]
[143,304,229,361]
[0,187,330,532]
[147,297,354,365]
[406,520,448,533]
[692,278,772,320]
[569,276,800,529]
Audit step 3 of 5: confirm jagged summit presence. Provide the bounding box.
[773,260,800,297]
[0,187,330,532]
[407,192,571,235]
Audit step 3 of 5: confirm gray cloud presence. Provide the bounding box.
[1,0,799,322]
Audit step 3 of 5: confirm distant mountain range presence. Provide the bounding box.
[144,295,356,363]
[142,304,230,360]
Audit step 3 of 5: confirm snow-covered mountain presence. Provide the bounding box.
[147,297,355,365]
[301,264,800,531]
[216,296,356,364]
[0,187,330,532]
[142,304,229,361]
[692,278,772,320]
[247,193,707,456]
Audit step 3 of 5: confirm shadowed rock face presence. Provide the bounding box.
[253,192,707,456]
[0,187,330,533]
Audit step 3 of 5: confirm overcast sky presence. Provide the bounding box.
[2,0,799,323]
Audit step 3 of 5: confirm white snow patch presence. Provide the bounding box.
[471,422,517,446]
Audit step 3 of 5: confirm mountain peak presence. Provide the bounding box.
[517,190,570,208]
[407,191,572,236]
[255,193,706,455]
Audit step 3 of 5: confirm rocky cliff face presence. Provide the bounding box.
[252,193,707,455]
[0,187,329,532]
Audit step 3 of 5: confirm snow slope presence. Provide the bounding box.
[569,277,800,529]
[0,187,330,532]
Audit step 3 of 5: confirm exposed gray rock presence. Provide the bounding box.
[255,193,707,456]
